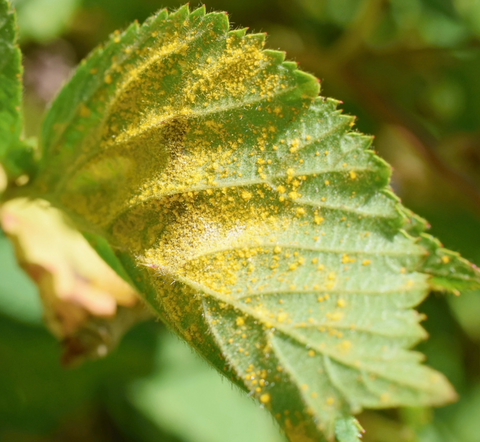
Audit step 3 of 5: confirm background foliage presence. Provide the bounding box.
[1,0,480,441]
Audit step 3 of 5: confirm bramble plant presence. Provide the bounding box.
[1,1,480,441]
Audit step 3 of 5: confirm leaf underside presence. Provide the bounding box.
[31,5,480,442]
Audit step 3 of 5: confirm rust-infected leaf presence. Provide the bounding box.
[22,5,480,441]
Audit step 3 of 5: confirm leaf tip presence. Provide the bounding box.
[335,417,365,442]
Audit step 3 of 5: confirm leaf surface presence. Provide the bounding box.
[0,0,34,179]
[32,5,480,441]
[334,417,364,442]
[0,0,21,160]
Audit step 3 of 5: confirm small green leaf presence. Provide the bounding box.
[30,5,480,442]
[0,0,35,179]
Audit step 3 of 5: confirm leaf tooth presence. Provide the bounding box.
[293,70,320,99]
[323,96,344,109]
[204,11,230,32]
[228,27,248,38]
[190,4,206,18]
[243,32,267,47]
[143,8,169,29]
[282,60,299,72]
[170,3,190,20]
[401,208,429,237]
[263,49,287,64]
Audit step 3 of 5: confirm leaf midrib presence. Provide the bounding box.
[185,242,425,261]
[236,287,423,298]
[101,166,396,233]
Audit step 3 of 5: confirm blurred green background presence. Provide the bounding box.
[2,0,480,440]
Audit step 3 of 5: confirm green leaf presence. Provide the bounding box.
[30,5,480,442]
[0,0,35,179]
[334,417,364,442]
[0,0,22,159]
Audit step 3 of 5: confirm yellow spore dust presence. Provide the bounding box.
[296,208,306,216]
[260,393,271,404]
[380,393,390,403]
[137,183,285,297]
[242,190,253,200]
[37,9,401,435]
